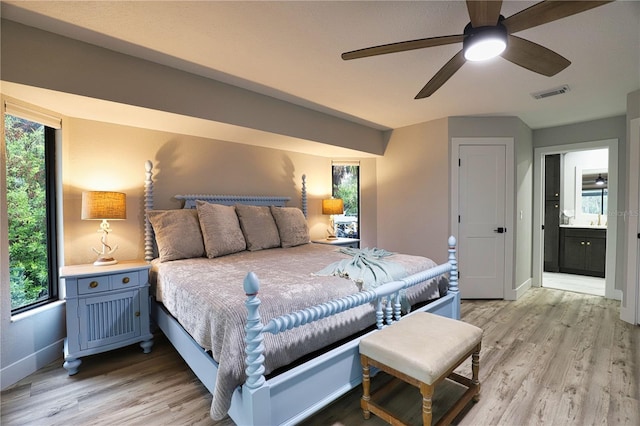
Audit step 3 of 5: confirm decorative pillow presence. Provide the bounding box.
[196,201,246,258]
[270,206,310,248]
[234,204,281,251]
[147,209,205,262]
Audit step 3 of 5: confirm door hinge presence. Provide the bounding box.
[542,225,545,230]
[458,215,461,223]
[458,158,461,167]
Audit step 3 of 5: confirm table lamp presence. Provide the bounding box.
[322,198,344,240]
[82,191,126,266]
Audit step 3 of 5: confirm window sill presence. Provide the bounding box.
[10,300,65,323]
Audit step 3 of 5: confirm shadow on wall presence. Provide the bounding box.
[154,139,183,210]
[150,139,301,209]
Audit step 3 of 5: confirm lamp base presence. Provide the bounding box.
[93,256,117,266]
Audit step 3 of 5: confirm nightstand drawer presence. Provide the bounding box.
[110,271,141,289]
[77,276,110,294]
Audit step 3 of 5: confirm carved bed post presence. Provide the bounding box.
[301,174,307,218]
[244,272,266,390]
[447,236,458,292]
[144,160,154,262]
[384,296,393,325]
[448,236,460,319]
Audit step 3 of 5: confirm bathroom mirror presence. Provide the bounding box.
[581,169,608,214]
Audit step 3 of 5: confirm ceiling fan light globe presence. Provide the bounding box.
[463,23,508,62]
[464,38,506,61]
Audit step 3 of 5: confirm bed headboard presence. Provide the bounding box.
[143,160,308,262]
[175,195,291,209]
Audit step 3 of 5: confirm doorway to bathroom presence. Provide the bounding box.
[533,139,619,300]
[543,149,607,296]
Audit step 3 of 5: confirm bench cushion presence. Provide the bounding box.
[359,312,482,385]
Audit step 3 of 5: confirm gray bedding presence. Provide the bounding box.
[150,242,444,420]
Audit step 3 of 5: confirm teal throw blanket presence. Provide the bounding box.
[314,247,409,309]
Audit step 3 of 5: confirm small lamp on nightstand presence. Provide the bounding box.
[322,198,344,240]
[82,191,127,266]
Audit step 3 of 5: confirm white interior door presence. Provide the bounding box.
[458,144,506,299]
[624,118,640,324]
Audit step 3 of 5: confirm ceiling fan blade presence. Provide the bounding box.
[466,0,503,27]
[503,0,613,34]
[415,50,466,99]
[501,35,570,77]
[342,34,464,60]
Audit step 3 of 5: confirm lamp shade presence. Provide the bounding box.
[82,191,127,220]
[322,198,344,215]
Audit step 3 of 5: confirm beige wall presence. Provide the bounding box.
[514,120,534,290]
[376,118,450,263]
[62,118,378,265]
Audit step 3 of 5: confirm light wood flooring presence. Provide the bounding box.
[2,287,638,426]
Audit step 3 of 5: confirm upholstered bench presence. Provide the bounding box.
[359,312,483,426]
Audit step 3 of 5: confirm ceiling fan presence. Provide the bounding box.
[341,1,613,99]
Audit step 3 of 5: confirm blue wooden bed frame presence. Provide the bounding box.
[143,161,460,425]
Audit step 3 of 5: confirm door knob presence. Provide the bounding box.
[494,227,506,234]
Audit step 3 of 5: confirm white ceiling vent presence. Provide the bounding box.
[531,85,570,100]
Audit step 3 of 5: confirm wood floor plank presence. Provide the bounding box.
[608,312,640,425]
[2,288,638,426]
[495,291,585,425]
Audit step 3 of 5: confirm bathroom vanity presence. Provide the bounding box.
[559,226,606,278]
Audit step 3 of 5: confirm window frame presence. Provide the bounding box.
[581,187,608,215]
[6,116,59,315]
[331,161,360,239]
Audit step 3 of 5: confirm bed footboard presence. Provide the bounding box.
[235,236,458,426]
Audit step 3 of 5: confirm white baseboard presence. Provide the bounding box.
[608,288,623,301]
[1,339,63,390]
[506,277,532,300]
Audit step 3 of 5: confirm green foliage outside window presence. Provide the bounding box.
[582,188,608,215]
[5,114,50,310]
[332,165,359,238]
[332,165,358,216]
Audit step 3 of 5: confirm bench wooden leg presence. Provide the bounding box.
[472,342,481,402]
[361,355,371,419]
[420,382,434,426]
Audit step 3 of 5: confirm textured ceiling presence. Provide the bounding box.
[2,0,639,132]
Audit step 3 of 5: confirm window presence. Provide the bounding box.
[582,188,608,215]
[4,112,59,314]
[581,171,608,215]
[331,162,359,239]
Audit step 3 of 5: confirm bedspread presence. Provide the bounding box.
[150,243,443,420]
